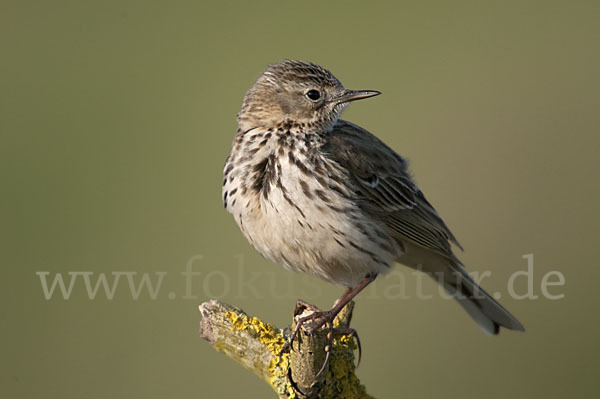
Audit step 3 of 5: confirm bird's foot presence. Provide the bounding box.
[278,300,362,372]
[279,300,326,359]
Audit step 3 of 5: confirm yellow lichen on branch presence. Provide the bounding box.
[224,310,295,398]
[199,300,375,399]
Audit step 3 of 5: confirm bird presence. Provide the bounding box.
[222,59,524,341]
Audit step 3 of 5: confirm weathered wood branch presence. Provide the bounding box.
[198,299,375,399]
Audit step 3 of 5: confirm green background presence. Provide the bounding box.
[2,1,598,398]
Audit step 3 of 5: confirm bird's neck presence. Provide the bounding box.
[232,120,329,170]
[237,117,337,139]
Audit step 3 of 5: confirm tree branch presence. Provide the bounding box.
[198,300,375,399]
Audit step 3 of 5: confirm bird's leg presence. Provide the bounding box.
[304,273,377,333]
[280,273,377,358]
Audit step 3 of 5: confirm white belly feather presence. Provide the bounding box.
[223,129,399,287]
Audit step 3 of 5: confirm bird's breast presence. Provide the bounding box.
[223,127,399,286]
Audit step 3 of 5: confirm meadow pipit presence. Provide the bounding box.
[222,60,524,344]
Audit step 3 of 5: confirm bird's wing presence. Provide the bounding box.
[321,120,462,258]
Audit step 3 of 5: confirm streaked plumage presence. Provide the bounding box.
[223,59,524,335]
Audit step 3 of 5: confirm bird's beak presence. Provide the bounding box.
[331,89,381,104]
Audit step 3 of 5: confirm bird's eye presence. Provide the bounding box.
[305,89,321,101]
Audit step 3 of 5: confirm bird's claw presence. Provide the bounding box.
[280,300,363,386]
[331,326,362,367]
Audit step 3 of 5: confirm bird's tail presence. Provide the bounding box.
[436,263,525,335]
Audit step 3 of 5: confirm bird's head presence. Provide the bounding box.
[237,60,380,132]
